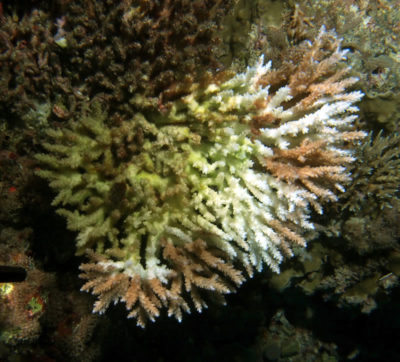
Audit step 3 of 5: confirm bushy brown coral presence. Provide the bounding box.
[282,0,400,99]
[0,8,55,121]
[339,131,400,214]
[0,0,234,124]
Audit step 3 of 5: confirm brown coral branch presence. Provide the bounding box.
[79,239,244,327]
[269,219,306,257]
[264,138,351,200]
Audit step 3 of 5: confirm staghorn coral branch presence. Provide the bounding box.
[79,239,243,327]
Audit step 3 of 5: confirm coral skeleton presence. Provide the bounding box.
[36,28,365,327]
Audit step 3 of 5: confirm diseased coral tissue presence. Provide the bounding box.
[36,24,365,327]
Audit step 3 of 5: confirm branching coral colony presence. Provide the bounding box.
[36,27,365,327]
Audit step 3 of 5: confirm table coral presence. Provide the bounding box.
[36,26,365,327]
